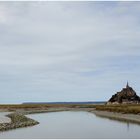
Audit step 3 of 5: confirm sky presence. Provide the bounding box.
[0,1,140,104]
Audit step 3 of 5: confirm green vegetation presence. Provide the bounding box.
[95,104,140,114]
[7,113,33,123]
[0,113,39,132]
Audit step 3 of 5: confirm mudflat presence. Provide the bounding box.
[0,112,11,123]
[91,110,140,124]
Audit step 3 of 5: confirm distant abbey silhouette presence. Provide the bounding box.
[107,82,140,104]
[126,81,129,88]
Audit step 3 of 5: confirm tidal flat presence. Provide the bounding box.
[0,104,140,137]
[0,111,140,139]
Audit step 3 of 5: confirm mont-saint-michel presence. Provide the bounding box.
[107,82,140,104]
[0,1,140,139]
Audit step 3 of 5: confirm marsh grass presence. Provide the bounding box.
[2,103,140,114]
[0,104,97,111]
[95,104,140,114]
[0,113,39,131]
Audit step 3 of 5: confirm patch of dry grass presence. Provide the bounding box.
[0,104,96,111]
[95,104,140,114]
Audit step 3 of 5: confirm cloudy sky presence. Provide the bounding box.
[0,1,140,103]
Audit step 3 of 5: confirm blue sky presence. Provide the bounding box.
[0,1,140,103]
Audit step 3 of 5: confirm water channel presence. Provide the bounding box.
[0,111,140,139]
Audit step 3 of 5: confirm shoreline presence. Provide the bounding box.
[16,107,140,125]
[0,112,11,123]
[1,107,140,132]
[90,110,140,124]
[0,113,39,132]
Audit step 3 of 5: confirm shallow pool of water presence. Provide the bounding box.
[0,111,140,139]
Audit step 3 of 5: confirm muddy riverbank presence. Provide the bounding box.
[91,110,140,124]
[1,107,140,132]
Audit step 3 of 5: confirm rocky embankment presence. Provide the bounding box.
[0,113,39,131]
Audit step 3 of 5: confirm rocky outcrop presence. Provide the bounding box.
[0,113,39,131]
[107,82,140,104]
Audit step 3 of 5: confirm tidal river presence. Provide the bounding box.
[0,111,140,139]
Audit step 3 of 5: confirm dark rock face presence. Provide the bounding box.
[107,83,140,104]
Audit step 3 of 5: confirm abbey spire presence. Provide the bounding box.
[126,81,129,88]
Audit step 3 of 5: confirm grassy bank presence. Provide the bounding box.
[1,103,140,114]
[0,113,39,132]
[0,104,97,112]
[95,104,140,114]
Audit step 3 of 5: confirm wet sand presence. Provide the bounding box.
[91,110,140,124]
[0,112,11,123]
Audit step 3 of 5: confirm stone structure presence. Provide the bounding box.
[107,82,140,104]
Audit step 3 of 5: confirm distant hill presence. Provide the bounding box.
[22,101,106,105]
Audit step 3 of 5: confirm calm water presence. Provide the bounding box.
[0,111,140,139]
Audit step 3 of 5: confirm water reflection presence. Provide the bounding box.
[127,122,129,132]
[94,114,140,127]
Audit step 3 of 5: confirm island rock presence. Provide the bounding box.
[107,82,140,104]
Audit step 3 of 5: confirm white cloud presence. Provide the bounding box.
[0,1,140,103]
